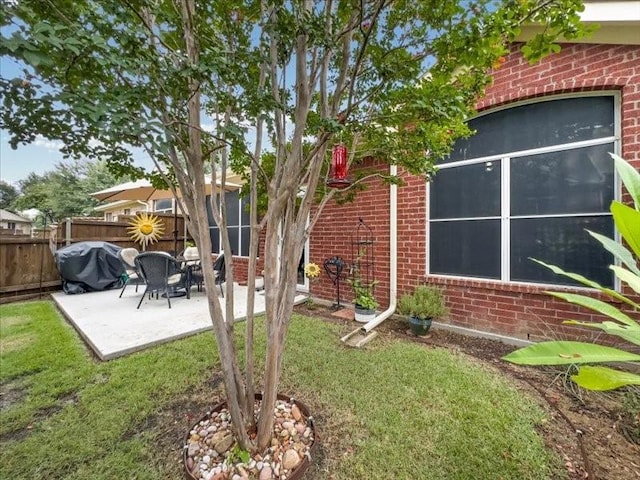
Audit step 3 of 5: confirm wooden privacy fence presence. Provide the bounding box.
[0,214,188,304]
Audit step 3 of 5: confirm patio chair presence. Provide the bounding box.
[182,246,200,264]
[118,247,144,298]
[182,247,205,293]
[134,252,189,309]
[187,253,225,296]
[212,254,226,297]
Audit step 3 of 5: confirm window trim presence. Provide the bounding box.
[153,198,175,214]
[426,92,621,290]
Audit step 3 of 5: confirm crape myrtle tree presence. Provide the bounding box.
[0,0,588,451]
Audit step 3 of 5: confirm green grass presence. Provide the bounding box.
[1,301,561,479]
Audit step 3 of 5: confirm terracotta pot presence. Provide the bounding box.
[183,393,318,480]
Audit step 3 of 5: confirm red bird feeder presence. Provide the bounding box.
[326,144,351,188]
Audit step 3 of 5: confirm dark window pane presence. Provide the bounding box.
[297,252,305,284]
[511,143,615,216]
[443,96,614,163]
[430,220,501,279]
[228,227,239,255]
[209,227,220,253]
[430,162,500,219]
[225,191,240,226]
[206,195,219,226]
[154,198,173,211]
[240,227,250,256]
[510,216,614,287]
[241,198,250,225]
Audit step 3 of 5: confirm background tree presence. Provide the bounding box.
[12,172,50,214]
[0,180,18,210]
[0,0,588,452]
[11,159,120,220]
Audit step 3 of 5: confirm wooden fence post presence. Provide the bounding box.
[65,218,72,246]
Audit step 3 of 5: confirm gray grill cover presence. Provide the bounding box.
[55,241,125,294]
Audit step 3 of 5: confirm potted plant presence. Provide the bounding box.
[351,278,379,323]
[398,285,448,335]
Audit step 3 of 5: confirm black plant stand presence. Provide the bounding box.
[351,218,375,292]
[324,256,346,310]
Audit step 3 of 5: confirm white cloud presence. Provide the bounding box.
[34,135,64,151]
[33,135,105,151]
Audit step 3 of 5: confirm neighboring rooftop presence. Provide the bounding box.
[0,208,32,224]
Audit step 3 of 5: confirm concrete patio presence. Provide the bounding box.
[52,284,307,361]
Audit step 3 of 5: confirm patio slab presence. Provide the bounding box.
[52,285,307,361]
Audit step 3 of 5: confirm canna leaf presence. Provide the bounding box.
[563,320,640,346]
[611,201,640,260]
[532,258,632,306]
[610,265,640,296]
[547,292,637,327]
[571,365,640,391]
[502,341,640,366]
[611,153,640,210]
[587,230,640,277]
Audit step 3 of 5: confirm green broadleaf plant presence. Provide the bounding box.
[570,366,640,391]
[503,153,640,391]
[504,341,640,366]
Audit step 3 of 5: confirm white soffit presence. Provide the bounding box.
[581,1,640,22]
[517,1,640,45]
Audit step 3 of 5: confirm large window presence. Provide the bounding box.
[206,190,251,256]
[429,95,617,288]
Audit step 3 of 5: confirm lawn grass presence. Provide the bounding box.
[1,300,560,479]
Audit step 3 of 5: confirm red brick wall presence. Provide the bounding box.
[308,42,640,341]
[309,159,438,308]
[309,157,393,306]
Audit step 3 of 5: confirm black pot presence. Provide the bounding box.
[408,316,432,336]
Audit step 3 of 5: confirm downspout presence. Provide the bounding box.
[136,200,149,212]
[360,163,398,333]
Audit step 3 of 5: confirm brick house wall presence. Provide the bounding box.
[308,157,393,307]
[307,42,640,341]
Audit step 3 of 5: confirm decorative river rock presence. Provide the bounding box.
[183,394,317,480]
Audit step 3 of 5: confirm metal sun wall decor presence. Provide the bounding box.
[127,212,165,249]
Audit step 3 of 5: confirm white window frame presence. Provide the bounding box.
[153,198,174,214]
[426,92,621,290]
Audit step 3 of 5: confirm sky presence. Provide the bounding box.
[0,129,155,186]
[0,55,262,188]
[0,57,155,187]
